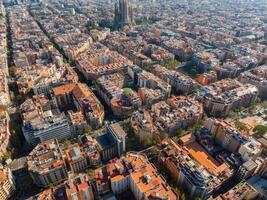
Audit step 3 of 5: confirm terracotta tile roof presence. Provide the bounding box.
[0,170,4,185]
[53,83,76,96]
[185,141,220,171]
[77,182,89,191]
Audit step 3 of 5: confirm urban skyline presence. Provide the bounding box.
[0,0,266,200]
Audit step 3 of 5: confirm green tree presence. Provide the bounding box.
[152,136,160,145]
[228,111,237,118]
[235,120,249,133]
[253,125,267,135]
[143,136,153,148]
[144,49,152,58]
[177,128,185,137]
[83,125,92,134]
[163,59,181,70]
[143,63,153,72]
[161,133,169,140]
[86,168,96,180]
[15,94,22,102]
[261,101,267,109]
[63,139,71,147]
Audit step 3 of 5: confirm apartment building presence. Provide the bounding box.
[131,96,203,140]
[0,166,16,200]
[237,157,266,180]
[141,44,175,64]
[54,33,93,61]
[67,111,87,135]
[153,64,199,94]
[131,109,159,141]
[27,139,68,187]
[0,111,10,154]
[105,123,126,157]
[239,65,267,99]
[95,152,177,199]
[53,83,105,129]
[161,38,195,61]
[238,137,262,162]
[204,118,248,153]
[198,79,258,116]
[65,174,94,200]
[159,138,232,199]
[96,65,172,118]
[96,123,126,162]
[76,43,132,80]
[215,61,241,79]
[95,70,141,119]
[90,28,110,42]
[33,174,95,200]
[79,135,102,167]
[196,71,217,86]
[64,144,88,174]
[95,72,130,106]
[110,88,142,119]
[215,182,259,200]
[21,95,72,146]
[193,51,220,72]
[135,69,171,107]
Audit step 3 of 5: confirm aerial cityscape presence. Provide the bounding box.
[0,0,266,199]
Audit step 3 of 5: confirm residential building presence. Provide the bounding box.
[76,43,132,80]
[90,28,110,42]
[65,174,94,200]
[131,96,203,139]
[95,70,141,119]
[79,135,102,167]
[96,123,126,162]
[32,174,95,200]
[159,138,232,199]
[193,51,219,72]
[27,139,68,187]
[21,95,72,146]
[196,71,217,86]
[214,182,259,200]
[105,123,126,157]
[153,64,199,94]
[239,65,267,99]
[238,137,262,162]
[204,118,247,153]
[161,38,195,61]
[136,69,171,107]
[64,144,88,174]
[53,83,105,129]
[67,111,87,135]
[95,152,177,199]
[0,111,10,154]
[198,79,258,116]
[246,175,267,198]
[0,166,16,200]
[237,157,266,180]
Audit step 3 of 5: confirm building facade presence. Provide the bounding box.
[27,139,68,187]
[0,166,16,200]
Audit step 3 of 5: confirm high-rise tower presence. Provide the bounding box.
[114,0,134,28]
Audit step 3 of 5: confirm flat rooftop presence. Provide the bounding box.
[185,141,220,171]
[96,134,116,149]
[247,176,267,197]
